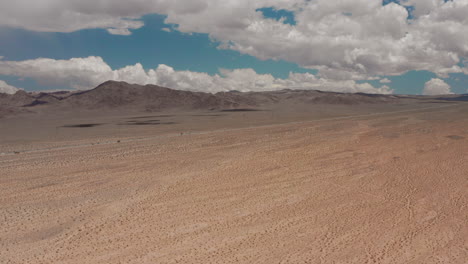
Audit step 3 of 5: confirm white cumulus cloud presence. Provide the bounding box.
[0,0,467,81]
[0,80,21,94]
[423,78,452,95]
[0,56,392,94]
[380,78,392,84]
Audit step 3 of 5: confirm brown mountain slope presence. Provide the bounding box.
[0,90,35,107]
[63,81,243,111]
[0,80,455,118]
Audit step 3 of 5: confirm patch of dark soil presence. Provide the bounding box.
[127,119,161,123]
[191,114,225,117]
[221,108,262,112]
[127,115,174,119]
[120,121,177,126]
[63,123,103,128]
[420,101,454,104]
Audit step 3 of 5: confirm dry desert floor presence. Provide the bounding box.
[1,102,467,263]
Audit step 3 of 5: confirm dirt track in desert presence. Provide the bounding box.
[1,103,467,263]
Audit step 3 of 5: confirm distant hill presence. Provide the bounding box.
[0,80,454,118]
[62,81,243,111]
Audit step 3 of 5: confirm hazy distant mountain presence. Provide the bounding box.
[62,81,244,111]
[0,90,35,107]
[0,80,446,118]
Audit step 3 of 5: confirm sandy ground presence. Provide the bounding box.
[1,102,467,263]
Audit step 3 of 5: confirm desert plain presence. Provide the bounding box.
[1,88,467,263]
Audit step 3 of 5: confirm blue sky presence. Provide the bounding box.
[0,14,304,74]
[0,13,318,91]
[0,1,466,95]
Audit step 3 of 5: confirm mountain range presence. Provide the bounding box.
[0,80,460,118]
